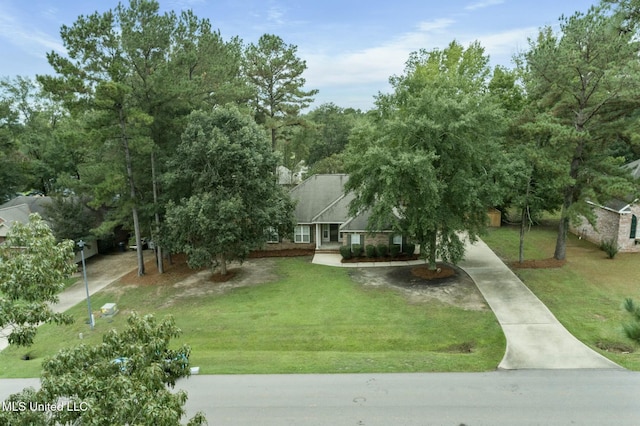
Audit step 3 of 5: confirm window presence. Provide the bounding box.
[265,227,279,243]
[351,234,361,248]
[322,224,330,241]
[392,234,403,251]
[631,215,637,239]
[294,225,310,243]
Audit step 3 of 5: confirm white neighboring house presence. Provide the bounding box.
[570,159,640,252]
[277,163,308,186]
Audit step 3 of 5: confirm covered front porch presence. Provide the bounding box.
[314,223,343,251]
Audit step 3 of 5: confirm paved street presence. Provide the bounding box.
[3,370,639,425]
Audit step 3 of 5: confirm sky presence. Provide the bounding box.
[0,0,599,110]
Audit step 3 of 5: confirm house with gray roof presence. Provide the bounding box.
[267,174,404,252]
[0,195,99,261]
[0,204,32,243]
[570,159,640,252]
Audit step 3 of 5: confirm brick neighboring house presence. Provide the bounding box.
[264,174,407,252]
[570,159,640,253]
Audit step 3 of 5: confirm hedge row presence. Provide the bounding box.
[340,243,416,260]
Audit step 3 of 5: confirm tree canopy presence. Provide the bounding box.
[162,105,294,275]
[0,214,75,347]
[345,41,510,270]
[244,34,318,150]
[0,313,206,425]
[521,2,640,260]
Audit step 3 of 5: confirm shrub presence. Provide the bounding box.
[623,298,640,343]
[339,245,352,259]
[365,244,377,258]
[389,244,401,257]
[403,242,416,255]
[377,244,388,257]
[352,244,363,257]
[599,239,619,259]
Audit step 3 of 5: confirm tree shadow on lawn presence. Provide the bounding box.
[350,263,489,311]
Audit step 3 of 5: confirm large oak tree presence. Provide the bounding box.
[162,106,294,275]
[345,41,510,270]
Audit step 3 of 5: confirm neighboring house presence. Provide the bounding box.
[277,163,308,186]
[266,174,406,251]
[570,159,640,253]
[0,196,98,261]
[0,203,32,244]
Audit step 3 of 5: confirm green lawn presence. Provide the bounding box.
[0,257,505,378]
[482,220,640,370]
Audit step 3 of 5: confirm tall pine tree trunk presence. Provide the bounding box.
[151,151,163,274]
[519,174,532,264]
[553,135,585,261]
[118,107,145,276]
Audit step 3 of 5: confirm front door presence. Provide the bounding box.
[330,224,340,242]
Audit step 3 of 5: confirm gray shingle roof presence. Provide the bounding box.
[0,204,31,237]
[289,174,349,223]
[0,196,51,216]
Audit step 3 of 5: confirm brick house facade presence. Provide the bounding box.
[570,201,640,253]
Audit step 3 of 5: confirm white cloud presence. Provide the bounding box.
[303,18,458,87]
[267,6,286,26]
[0,6,65,58]
[303,20,537,90]
[465,0,505,11]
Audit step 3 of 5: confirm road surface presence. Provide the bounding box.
[3,370,638,425]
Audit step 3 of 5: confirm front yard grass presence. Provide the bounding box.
[482,219,640,370]
[0,257,505,378]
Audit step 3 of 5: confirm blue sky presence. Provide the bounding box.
[0,0,598,110]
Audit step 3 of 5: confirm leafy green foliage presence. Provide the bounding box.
[365,244,377,258]
[403,242,416,255]
[599,238,619,259]
[345,41,509,270]
[0,313,206,425]
[623,298,640,342]
[163,106,295,274]
[44,195,101,243]
[339,245,352,259]
[0,214,75,347]
[244,34,318,149]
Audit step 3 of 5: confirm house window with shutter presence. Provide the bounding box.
[631,215,637,239]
